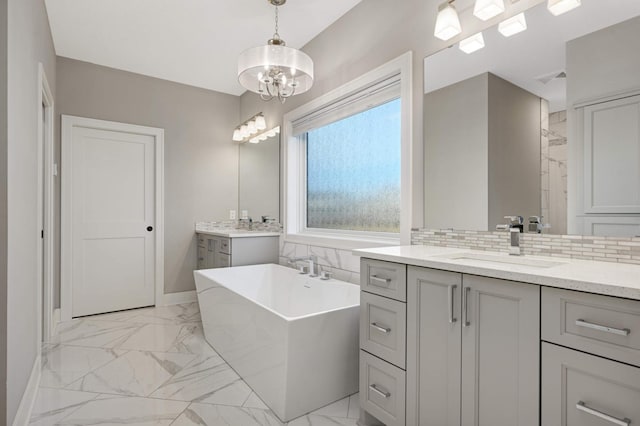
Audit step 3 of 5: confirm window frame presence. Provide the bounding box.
[283,52,413,249]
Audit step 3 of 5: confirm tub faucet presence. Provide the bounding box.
[496,215,524,256]
[288,255,318,277]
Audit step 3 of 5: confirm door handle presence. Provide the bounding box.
[576,401,630,426]
[463,286,471,327]
[575,319,630,336]
[146,226,153,232]
[448,285,457,323]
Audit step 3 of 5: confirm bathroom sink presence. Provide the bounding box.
[435,252,564,268]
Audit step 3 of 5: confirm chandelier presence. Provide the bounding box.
[237,0,314,103]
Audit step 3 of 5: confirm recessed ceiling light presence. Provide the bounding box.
[547,0,581,16]
[459,32,485,54]
[498,13,527,37]
[434,1,462,41]
[473,0,505,21]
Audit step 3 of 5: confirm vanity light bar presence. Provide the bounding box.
[232,113,267,142]
[248,126,280,144]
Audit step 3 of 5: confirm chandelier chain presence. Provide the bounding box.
[274,6,279,39]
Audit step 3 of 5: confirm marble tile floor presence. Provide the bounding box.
[31,303,360,425]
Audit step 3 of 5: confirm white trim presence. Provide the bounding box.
[37,63,55,343]
[12,355,41,426]
[161,290,197,306]
[283,52,413,247]
[61,115,165,321]
[52,308,61,335]
[573,86,640,109]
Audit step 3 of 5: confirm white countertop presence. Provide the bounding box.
[196,229,281,238]
[353,245,640,300]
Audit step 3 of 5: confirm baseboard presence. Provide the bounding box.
[161,290,197,306]
[12,355,41,426]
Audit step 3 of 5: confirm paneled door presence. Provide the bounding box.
[62,116,164,318]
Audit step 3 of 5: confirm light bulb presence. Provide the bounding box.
[248,120,257,135]
[249,137,260,144]
[459,32,485,54]
[434,1,462,41]
[473,0,505,21]
[255,115,267,130]
[232,129,243,141]
[547,0,581,16]
[498,12,527,37]
[240,124,249,138]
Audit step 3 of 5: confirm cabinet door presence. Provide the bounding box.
[205,237,217,268]
[407,266,462,426]
[461,276,540,426]
[583,94,640,214]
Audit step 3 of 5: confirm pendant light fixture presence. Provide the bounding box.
[547,0,581,16]
[237,0,314,103]
[473,0,505,21]
[434,1,462,41]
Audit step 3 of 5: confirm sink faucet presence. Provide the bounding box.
[288,255,318,277]
[496,216,524,256]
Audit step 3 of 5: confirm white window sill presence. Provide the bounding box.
[283,232,400,251]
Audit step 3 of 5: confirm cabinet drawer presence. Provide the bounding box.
[361,258,407,302]
[219,238,231,254]
[360,350,406,426]
[542,343,640,426]
[197,236,206,248]
[215,252,230,268]
[360,292,406,369]
[542,287,640,367]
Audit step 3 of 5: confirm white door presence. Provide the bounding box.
[65,118,160,317]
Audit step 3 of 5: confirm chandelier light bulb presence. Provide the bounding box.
[240,124,249,138]
[498,12,527,37]
[434,1,462,41]
[473,0,505,21]
[248,120,257,135]
[547,0,581,16]
[232,129,243,142]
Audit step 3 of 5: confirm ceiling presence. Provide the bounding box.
[424,0,640,112]
[45,0,362,96]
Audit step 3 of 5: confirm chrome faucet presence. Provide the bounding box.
[496,216,524,256]
[288,255,318,277]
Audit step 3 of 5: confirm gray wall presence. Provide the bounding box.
[0,0,7,420]
[567,15,640,233]
[56,57,240,298]
[6,0,57,421]
[239,0,544,232]
[424,74,489,230]
[487,73,541,230]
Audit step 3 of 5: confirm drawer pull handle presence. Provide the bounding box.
[369,384,391,399]
[575,319,630,336]
[448,285,457,324]
[370,322,391,334]
[370,275,391,286]
[576,401,630,426]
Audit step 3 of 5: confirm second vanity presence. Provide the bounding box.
[354,245,640,426]
[196,229,279,269]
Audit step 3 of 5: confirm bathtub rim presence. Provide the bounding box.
[194,265,360,323]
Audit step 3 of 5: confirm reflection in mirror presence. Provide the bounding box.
[423,1,640,236]
[238,132,280,222]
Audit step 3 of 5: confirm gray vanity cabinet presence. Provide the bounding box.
[406,267,540,426]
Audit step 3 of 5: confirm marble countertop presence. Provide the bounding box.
[196,229,281,238]
[353,245,640,300]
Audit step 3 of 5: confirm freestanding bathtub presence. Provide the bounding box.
[194,263,360,422]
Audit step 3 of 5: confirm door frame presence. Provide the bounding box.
[38,63,54,342]
[60,115,165,321]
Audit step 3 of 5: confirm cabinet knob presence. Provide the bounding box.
[146,226,153,232]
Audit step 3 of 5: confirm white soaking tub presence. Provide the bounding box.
[193,263,360,422]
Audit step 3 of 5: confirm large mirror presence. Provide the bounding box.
[424,0,640,236]
[238,132,280,222]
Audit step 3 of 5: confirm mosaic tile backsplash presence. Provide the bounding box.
[411,229,640,265]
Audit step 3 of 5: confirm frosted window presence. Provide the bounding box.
[306,98,401,233]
